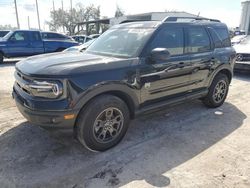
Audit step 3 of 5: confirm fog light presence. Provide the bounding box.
[64,114,75,120]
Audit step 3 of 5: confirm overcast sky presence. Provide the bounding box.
[0,0,243,30]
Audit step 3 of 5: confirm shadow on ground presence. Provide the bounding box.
[0,61,17,68]
[234,71,250,81]
[0,100,246,188]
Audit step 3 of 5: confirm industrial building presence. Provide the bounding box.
[76,11,200,35]
[240,0,250,34]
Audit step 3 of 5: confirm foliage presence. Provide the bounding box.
[115,6,125,18]
[47,3,100,35]
[0,25,17,30]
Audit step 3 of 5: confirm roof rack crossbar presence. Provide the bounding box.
[162,16,221,23]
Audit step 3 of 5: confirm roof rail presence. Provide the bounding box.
[119,19,151,24]
[162,16,221,23]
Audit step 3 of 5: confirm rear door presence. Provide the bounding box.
[139,25,193,104]
[185,26,214,91]
[29,32,44,55]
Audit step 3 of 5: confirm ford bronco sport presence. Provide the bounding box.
[13,17,236,151]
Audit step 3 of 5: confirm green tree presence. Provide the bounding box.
[115,6,125,18]
[47,3,100,35]
[0,25,17,30]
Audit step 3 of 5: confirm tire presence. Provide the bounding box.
[202,73,229,108]
[0,53,3,64]
[75,94,130,151]
[55,48,65,52]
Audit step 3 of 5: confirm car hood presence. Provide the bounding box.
[233,43,250,54]
[16,52,137,77]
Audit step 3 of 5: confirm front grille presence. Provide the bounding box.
[236,53,250,62]
[15,71,33,95]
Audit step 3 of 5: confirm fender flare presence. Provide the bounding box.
[73,82,140,118]
[207,64,233,87]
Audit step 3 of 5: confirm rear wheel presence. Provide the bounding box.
[55,48,65,52]
[75,95,130,151]
[202,73,229,108]
[0,53,3,64]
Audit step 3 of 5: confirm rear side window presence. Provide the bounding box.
[30,32,41,41]
[187,27,211,53]
[213,27,231,47]
[148,26,184,56]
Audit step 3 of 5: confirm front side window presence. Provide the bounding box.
[148,26,184,56]
[187,27,211,53]
[11,32,27,41]
[86,28,154,58]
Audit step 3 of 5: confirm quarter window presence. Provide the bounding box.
[148,27,184,56]
[208,27,223,48]
[187,27,211,53]
[213,27,231,47]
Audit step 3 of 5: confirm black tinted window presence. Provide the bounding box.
[208,27,223,48]
[187,27,211,53]
[149,27,184,56]
[213,27,231,47]
[30,32,41,41]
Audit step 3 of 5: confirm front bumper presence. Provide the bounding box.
[234,61,250,71]
[13,88,79,129]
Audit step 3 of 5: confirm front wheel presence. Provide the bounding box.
[202,73,229,108]
[75,95,130,151]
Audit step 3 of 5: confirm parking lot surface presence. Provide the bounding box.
[0,63,250,188]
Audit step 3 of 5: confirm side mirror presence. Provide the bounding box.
[150,48,171,62]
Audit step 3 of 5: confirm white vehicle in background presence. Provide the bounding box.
[71,35,92,44]
[63,39,96,52]
[231,35,247,46]
[233,36,250,71]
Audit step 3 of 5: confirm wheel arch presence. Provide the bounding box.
[208,66,233,87]
[74,83,140,122]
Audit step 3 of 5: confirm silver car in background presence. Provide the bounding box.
[234,36,250,71]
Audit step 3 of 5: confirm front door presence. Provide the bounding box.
[139,25,193,105]
[7,31,33,57]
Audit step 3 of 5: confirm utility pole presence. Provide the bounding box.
[14,0,20,29]
[70,0,73,12]
[62,0,65,33]
[53,0,55,12]
[35,0,41,30]
[27,16,30,29]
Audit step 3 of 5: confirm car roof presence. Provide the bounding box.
[115,19,227,29]
[41,31,64,34]
[71,35,88,37]
[113,21,162,29]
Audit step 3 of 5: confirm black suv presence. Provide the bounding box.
[13,17,236,151]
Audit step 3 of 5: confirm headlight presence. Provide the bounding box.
[29,80,63,98]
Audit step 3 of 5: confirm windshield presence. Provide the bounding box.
[86,28,154,58]
[2,31,14,40]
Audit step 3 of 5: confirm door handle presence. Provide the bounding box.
[210,58,216,62]
[178,62,185,68]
